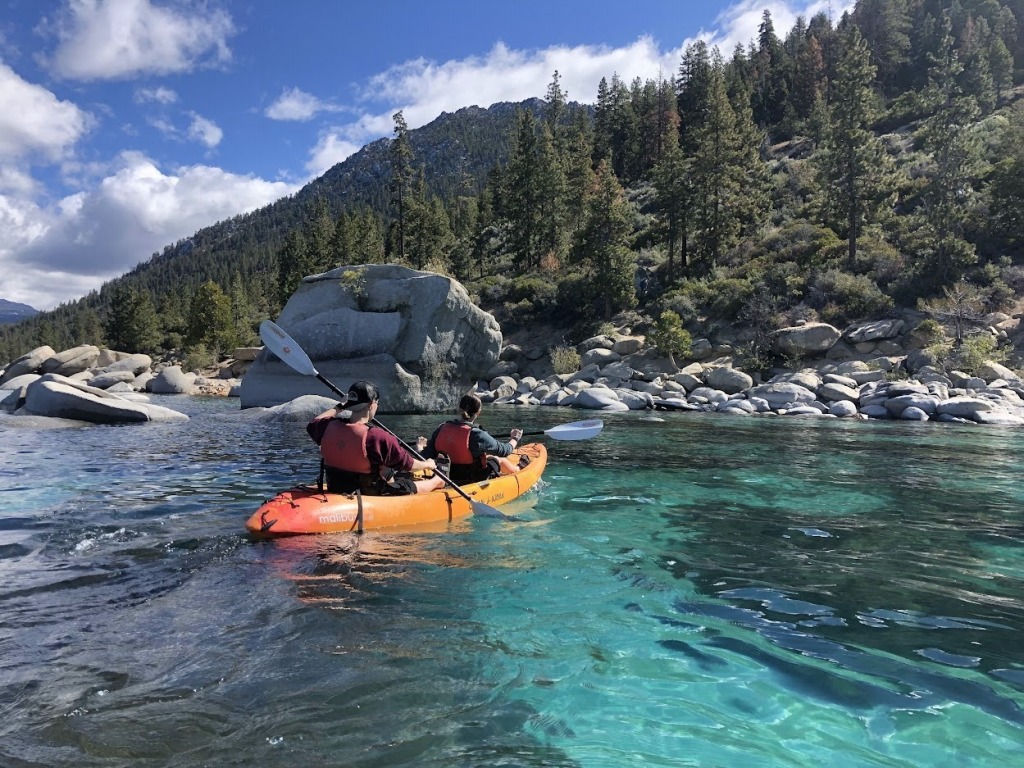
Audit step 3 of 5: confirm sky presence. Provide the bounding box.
[0,0,850,312]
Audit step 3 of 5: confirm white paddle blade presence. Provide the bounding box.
[544,419,604,441]
[259,320,319,377]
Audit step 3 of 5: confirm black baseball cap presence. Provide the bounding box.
[345,380,379,409]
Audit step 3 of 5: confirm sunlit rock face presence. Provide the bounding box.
[240,264,501,413]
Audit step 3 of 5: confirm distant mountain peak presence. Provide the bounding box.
[0,298,39,325]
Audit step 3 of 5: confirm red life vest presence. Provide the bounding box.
[434,421,483,466]
[320,420,373,475]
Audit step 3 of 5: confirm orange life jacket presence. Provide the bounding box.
[320,420,373,475]
[434,421,483,467]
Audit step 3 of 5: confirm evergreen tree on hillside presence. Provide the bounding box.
[104,285,160,354]
[563,112,596,235]
[653,114,691,280]
[305,196,336,272]
[752,9,791,129]
[276,228,312,307]
[688,50,766,271]
[504,108,543,272]
[677,41,713,152]
[790,24,828,124]
[852,0,912,95]
[572,160,636,319]
[911,13,982,291]
[390,111,415,263]
[989,102,1024,252]
[186,280,236,354]
[812,25,894,264]
[536,122,569,266]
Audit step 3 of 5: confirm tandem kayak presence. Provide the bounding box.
[246,443,547,536]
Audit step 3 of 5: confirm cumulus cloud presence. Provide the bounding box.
[187,113,222,148]
[3,152,300,309]
[266,87,344,122]
[0,62,92,160]
[306,131,365,176]
[48,0,235,81]
[134,85,178,104]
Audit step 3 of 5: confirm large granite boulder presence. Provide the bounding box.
[20,374,189,424]
[150,366,198,394]
[40,344,101,375]
[771,323,841,356]
[0,345,56,385]
[240,264,502,412]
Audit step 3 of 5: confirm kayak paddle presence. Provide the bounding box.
[258,319,506,518]
[505,419,604,441]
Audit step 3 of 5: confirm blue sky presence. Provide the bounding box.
[0,0,849,311]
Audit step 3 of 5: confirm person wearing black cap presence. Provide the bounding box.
[306,380,446,495]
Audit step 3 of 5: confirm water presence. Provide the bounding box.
[1,397,1023,767]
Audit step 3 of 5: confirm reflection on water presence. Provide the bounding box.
[1,400,1023,766]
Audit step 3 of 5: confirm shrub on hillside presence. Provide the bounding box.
[675,276,754,319]
[807,270,893,325]
[548,344,581,375]
[952,333,1006,374]
[648,311,692,368]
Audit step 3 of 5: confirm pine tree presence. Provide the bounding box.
[304,196,335,272]
[989,103,1024,252]
[852,0,911,95]
[276,228,312,307]
[390,111,415,263]
[752,9,791,129]
[536,122,568,266]
[504,108,543,272]
[812,25,893,264]
[104,285,160,354]
[563,112,595,236]
[677,41,713,152]
[653,116,690,280]
[688,50,767,271]
[572,159,636,319]
[989,35,1014,99]
[186,280,236,353]
[912,13,982,290]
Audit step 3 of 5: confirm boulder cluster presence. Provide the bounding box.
[477,317,1024,427]
[0,344,257,424]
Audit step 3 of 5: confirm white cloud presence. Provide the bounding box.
[0,62,92,160]
[187,113,222,148]
[306,131,364,176]
[134,85,178,104]
[707,1,853,53]
[3,152,300,309]
[266,86,343,122]
[48,0,235,81]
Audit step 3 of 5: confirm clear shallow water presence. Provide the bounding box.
[1,397,1023,767]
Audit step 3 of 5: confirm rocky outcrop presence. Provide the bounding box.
[19,374,189,424]
[240,264,502,412]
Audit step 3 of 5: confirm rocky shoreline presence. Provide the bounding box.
[3,313,1024,428]
[476,316,1024,427]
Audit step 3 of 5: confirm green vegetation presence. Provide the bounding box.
[648,311,692,368]
[3,1,1024,373]
[549,344,581,375]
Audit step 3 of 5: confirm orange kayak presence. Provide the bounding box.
[246,443,547,536]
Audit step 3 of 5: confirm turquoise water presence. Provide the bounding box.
[1,397,1023,766]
